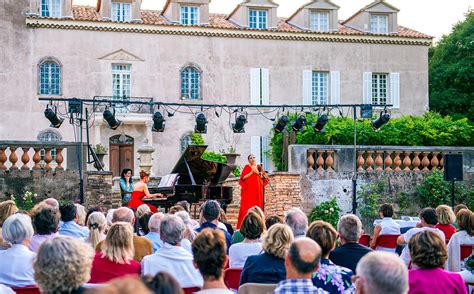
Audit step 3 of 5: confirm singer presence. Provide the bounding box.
[236,154,269,229]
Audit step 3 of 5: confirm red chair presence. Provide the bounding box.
[224,268,243,290]
[358,234,371,247]
[371,234,400,250]
[11,286,40,294]
[183,287,201,294]
[460,244,474,260]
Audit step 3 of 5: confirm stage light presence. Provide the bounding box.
[274,115,289,133]
[313,114,329,132]
[152,111,165,132]
[360,104,373,119]
[292,115,307,132]
[103,109,121,130]
[44,108,64,128]
[371,110,390,130]
[232,114,247,133]
[195,113,208,134]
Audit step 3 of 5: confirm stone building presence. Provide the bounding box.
[1,0,432,176]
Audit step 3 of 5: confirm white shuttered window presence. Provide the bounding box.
[303,70,339,105]
[250,68,270,105]
[250,136,271,172]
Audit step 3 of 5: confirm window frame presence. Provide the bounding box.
[310,10,329,32]
[371,73,388,105]
[38,57,62,96]
[112,64,132,112]
[111,2,132,22]
[248,9,268,29]
[311,71,329,105]
[180,65,202,100]
[38,129,62,164]
[40,0,61,17]
[370,14,389,34]
[180,5,200,25]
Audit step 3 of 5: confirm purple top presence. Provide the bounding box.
[408,268,467,294]
[28,232,59,252]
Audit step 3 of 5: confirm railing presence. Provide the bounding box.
[92,96,154,114]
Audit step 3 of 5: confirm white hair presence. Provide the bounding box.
[74,204,86,226]
[160,214,185,245]
[285,207,308,237]
[2,214,34,244]
[337,214,362,242]
[106,209,116,227]
[148,213,164,233]
[136,204,151,219]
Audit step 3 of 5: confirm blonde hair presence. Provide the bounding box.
[74,204,86,226]
[102,222,135,264]
[136,204,151,219]
[87,212,107,248]
[436,205,456,225]
[262,224,293,259]
[0,200,18,227]
[248,206,265,222]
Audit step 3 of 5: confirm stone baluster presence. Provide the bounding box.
[32,148,41,170]
[316,151,324,172]
[21,147,30,170]
[44,148,52,170]
[366,151,374,171]
[55,148,64,170]
[403,151,412,171]
[0,147,6,170]
[440,155,444,171]
[307,150,315,172]
[393,151,402,171]
[384,151,393,171]
[357,151,365,172]
[412,152,421,171]
[9,147,19,170]
[374,151,383,171]
[421,152,430,171]
[325,150,334,171]
[430,152,440,170]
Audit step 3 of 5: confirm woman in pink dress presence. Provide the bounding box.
[128,170,163,213]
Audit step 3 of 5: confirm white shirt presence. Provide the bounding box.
[229,242,262,268]
[193,222,228,232]
[0,284,14,294]
[376,217,401,252]
[446,230,474,272]
[400,226,445,266]
[195,289,234,294]
[0,244,36,287]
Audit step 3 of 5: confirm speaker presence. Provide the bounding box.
[444,154,463,181]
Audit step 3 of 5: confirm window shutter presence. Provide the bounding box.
[330,71,340,105]
[303,70,312,105]
[250,136,261,164]
[363,72,372,104]
[261,68,270,105]
[250,68,261,105]
[390,72,400,109]
[261,136,271,172]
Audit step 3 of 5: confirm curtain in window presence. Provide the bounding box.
[40,61,61,95]
[181,67,201,100]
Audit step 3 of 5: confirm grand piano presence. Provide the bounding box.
[145,145,233,211]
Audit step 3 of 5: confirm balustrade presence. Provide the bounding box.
[307,149,336,172]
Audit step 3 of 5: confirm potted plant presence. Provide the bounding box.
[93,144,108,170]
[222,146,240,167]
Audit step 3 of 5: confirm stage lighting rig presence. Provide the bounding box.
[232,114,248,133]
[44,107,64,128]
[313,114,329,132]
[152,111,165,132]
[292,115,307,132]
[274,115,289,133]
[103,109,121,130]
[371,109,390,130]
[195,113,208,134]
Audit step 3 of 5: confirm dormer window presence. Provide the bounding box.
[112,2,132,22]
[41,0,61,17]
[310,11,329,32]
[249,9,268,29]
[180,6,199,25]
[370,14,388,34]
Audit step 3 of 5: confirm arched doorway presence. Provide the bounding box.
[109,134,134,177]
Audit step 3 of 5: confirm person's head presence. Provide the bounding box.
[285,238,321,278]
[248,206,265,221]
[34,236,94,293]
[32,205,60,235]
[409,230,447,269]
[137,204,152,219]
[262,223,294,259]
[89,276,152,294]
[202,200,221,223]
[379,203,394,218]
[2,214,34,245]
[102,222,135,264]
[306,220,338,258]
[456,209,474,236]
[419,207,438,226]
[0,200,18,227]
[285,208,308,238]
[175,210,191,225]
[192,228,227,281]
[139,170,150,183]
[74,204,86,226]
[87,211,107,248]
[265,215,284,229]
[42,198,59,209]
[436,205,456,225]
[148,213,164,233]
[454,204,469,215]
[112,207,135,224]
[219,208,228,223]
[176,200,190,213]
[337,214,362,243]
[106,209,116,226]
[160,214,185,246]
[59,203,77,222]
[142,272,184,294]
[240,211,265,240]
[85,206,102,225]
[355,251,408,294]
[247,154,256,164]
[169,205,185,214]
[121,168,133,180]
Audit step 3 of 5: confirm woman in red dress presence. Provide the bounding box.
[237,154,268,229]
[128,170,163,213]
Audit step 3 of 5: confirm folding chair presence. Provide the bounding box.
[183,287,201,294]
[11,286,40,294]
[238,282,277,294]
[358,234,371,247]
[224,267,243,290]
[372,234,400,250]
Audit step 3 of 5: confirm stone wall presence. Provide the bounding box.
[85,171,121,211]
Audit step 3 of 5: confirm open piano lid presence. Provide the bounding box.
[171,145,233,185]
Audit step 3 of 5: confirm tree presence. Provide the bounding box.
[429,11,474,120]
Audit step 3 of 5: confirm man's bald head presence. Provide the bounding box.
[112,207,135,224]
[43,198,59,209]
[288,237,321,275]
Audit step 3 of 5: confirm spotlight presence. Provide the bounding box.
[371,110,390,130]
[232,114,247,133]
[103,109,121,130]
[44,107,63,128]
[313,114,329,132]
[274,115,289,133]
[292,115,307,132]
[152,111,165,132]
[194,113,208,134]
[360,104,373,119]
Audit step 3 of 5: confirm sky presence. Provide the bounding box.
[74,0,473,40]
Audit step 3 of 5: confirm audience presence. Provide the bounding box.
[435,204,457,241]
[0,214,36,287]
[195,200,232,250]
[85,206,102,226]
[447,208,474,272]
[265,215,284,229]
[285,207,309,239]
[106,208,116,227]
[175,210,196,253]
[142,272,184,294]
[229,211,265,268]
[29,204,60,252]
[306,220,354,293]
[370,203,400,252]
[408,230,467,294]
[232,206,265,244]
[240,223,293,285]
[273,238,325,293]
[136,204,153,236]
[453,204,468,229]
[329,214,372,273]
[169,205,185,214]
[59,203,89,239]
[89,222,141,283]
[89,276,152,294]
[0,200,18,249]
[42,197,59,209]
[33,236,94,294]
[141,214,203,288]
[74,203,87,227]
[176,200,199,227]
[219,208,234,236]
[143,212,164,253]
[355,251,408,294]
[85,211,107,249]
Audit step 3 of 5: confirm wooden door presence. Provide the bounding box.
[109,135,134,177]
[120,145,134,175]
[110,145,120,176]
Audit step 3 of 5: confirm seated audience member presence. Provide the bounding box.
[453,204,469,229]
[0,200,18,249]
[232,206,265,244]
[175,210,196,253]
[42,197,59,209]
[266,215,284,229]
[141,214,203,288]
[142,272,183,294]
[34,236,94,294]
[329,214,372,273]
[144,212,164,253]
[136,204,153,236]
[195,200,232,250]
[274,238,325,293]
[447,209,474,272]
[89,222,141,283]
[355,251,408,294]
[0,214,36,287]
[192,228,233,294]
[408,230,467,294]
[85,211,107,249]
[306,221,354,293]
[229,211,265,268]
[169,205,185,214]
[459,254,474,284]
[29,204,60,252]
[0,285,14,294]
[177,200,199,227]
[85,206,102,226]
[435,204,457,241]
[370,203,400,252]
[75,203,87,227]
[397,208,445,266]
[96,207,152,262]
[240,223,293,285]
[106,208,116,227]
[285,207,309,239]
[89,276,152,294]
[219,208,234,236]
[58,203,89,239]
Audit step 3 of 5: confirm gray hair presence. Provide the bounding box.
[160,214,185,245]
[2,214,34,244]
[357,251,408,294]
[112,207,134,224]
[74,204,86,226]
[148,213,164,233]
[337,214,362,242]
[106,209,116,226]
[285,208,308,237]
[202,200,221,222]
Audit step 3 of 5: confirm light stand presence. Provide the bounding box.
[352,105,357,214]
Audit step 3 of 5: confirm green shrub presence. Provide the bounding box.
[11,191,37,211]
[308,198,341,229]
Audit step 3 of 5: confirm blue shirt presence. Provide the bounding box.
[273,278,327,294]
[195,222,232,252]
[240,252,286,285]
[58,221,89,239]
[119,178,134,202]
[144,231,163,253]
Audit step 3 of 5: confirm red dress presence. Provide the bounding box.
[128,191,157,213]
[89,252,141,283]
[237,164,268,229]
[434,224,457,241]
